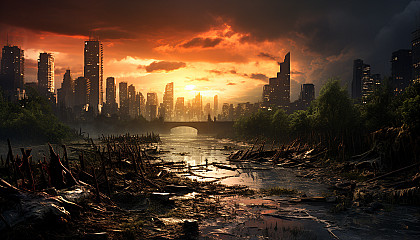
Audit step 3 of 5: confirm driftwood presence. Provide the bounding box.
[366,162,420,183]
[48,144,78,189]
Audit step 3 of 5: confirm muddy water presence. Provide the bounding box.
[159,132,420,240]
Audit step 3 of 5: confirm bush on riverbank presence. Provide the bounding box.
[0,88,76,143]
[234,79,420,162]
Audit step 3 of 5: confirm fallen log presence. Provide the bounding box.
[366,162,420,183]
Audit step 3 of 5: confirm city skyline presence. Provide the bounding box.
[1,1,418,104]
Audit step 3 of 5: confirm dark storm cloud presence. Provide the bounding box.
[249,73,268,81]
[181,37,223,48]
[140,61,186,72]
[1,1,414,54]
[1,0,418,86]
[258,52,279,61]
[291,70,304,75]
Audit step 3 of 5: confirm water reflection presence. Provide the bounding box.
[159,134,328,196]
[170,126,198,136]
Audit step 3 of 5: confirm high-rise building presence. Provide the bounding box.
[104,77,117,115]
[84,38,103,113]
[362,73,382,104]
[352,59,364,99]
[175,97,184,121]
[58,69,74,108]
[262,52,290,109]
[213,95,218,116]
[412,28,420,83]
[137,92,146,117]
[38,52,54,95]
[0,45,24,98]
[391,50,412,94]
[163,82,174,120]
[135,92,143,118]
[74,77,90,107]
[128,84,137,118]
[119,82,128,118]
[299,84,315,105]
[192,92,202,120]
[146,92,158,121]
[204,103,211,119]
[106,77,116,106]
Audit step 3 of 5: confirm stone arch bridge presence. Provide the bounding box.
[149,121,235,135]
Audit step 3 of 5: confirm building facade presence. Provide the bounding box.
[119,82,129,118]
[412,29,420,83]
[84,39,103,113]
[0,45,24,99]
[391,49,412,94]
[163,82,174,120]
[38,52,55,95]
[104,77,117,115]
[146,92,158,121]
[262,52,290,109]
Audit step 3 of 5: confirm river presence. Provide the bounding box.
[157,130,420,240]
[1,131,419,239]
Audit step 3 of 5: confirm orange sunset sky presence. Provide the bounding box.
[0,0,417,105]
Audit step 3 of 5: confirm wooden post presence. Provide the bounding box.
[92,168,101,202]
[62,145,70,169]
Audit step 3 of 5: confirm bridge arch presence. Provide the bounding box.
[152,121,234,135]
[169,126,199,135]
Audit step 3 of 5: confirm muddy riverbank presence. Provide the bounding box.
[1,133,419,239]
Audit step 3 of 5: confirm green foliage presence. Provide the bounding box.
[289,110,311,137]
[234,109,273,138]
[311,79,359,136]
[359,78,396,132]
[399,94,420,134]
[0,89,75,143]
[271,109,290,139]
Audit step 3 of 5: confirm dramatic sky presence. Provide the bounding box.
[1,0,419,104]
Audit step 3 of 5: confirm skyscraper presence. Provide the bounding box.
[352,59,364,99]
[135,92,144,117]
[192,92,202,120]
[137,92,146,117]
[0,45,24,96]
[175,97,184,121]
[74,77,90,107]
[106,77,116,106]
[128,84,137,118]
[105,77,117,115]
[84,38,103,113]
[391,49,412,94]
[59,69,74,108]
[299,84,315,104]
[146,92,158,121]
[119,82,128,118]
[412,28,420,83]
[37,52,54,95]
[262,52,290,109]
[163,82,174,120]
[213,95,218,116]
